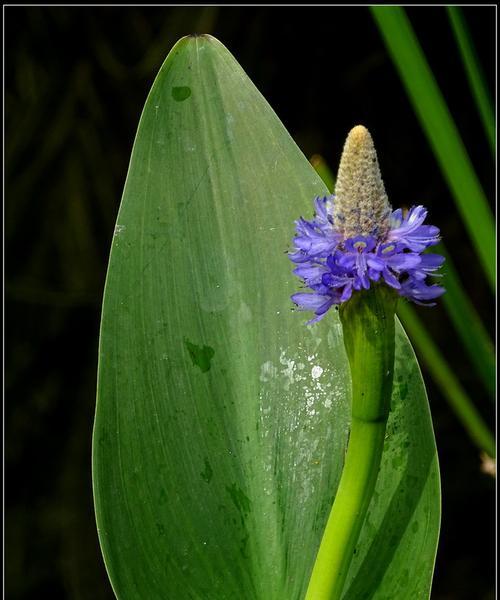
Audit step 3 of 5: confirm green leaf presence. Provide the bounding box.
[93,35,440,599]
[371,6,495,291]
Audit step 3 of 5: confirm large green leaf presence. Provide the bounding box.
[93,34,440,599]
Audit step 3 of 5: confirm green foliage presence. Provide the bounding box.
[447,6,495,154]
[437,243,495,398]
[93,35,440,599]
[368,6,495,458]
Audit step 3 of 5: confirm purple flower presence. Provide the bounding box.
[289,196,342,263]
[291,291,338,324]
[289,197,445,322]
[387,205,440,252]
[407,253,445,281]
[399,279,446,306]
[290,126,445,322]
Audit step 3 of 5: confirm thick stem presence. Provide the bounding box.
[305,286,398,600]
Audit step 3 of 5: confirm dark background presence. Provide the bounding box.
[5,6,495,600]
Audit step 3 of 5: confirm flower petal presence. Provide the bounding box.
[291,292,331,311]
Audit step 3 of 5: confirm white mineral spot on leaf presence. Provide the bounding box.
[311,365,323,379]
[114,224,126,236]
[260,361,277,382]
[279,350,297,390]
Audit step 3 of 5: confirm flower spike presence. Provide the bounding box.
[290,125,445,322]
[333,125,391,240]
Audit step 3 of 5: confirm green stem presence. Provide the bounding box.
[306,286,398,600]
[306,417,386,599]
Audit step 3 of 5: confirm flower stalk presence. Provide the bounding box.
[305,286,398,600]
[292,125,444,599]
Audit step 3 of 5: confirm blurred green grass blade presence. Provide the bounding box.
[310,154,336,193]
[371,6,495,290]
[437,243,495,398]
[397,302,495,458]
[93,35,440,599]
[447,6,495,154]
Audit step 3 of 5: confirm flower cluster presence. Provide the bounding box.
[290,196,445,323]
